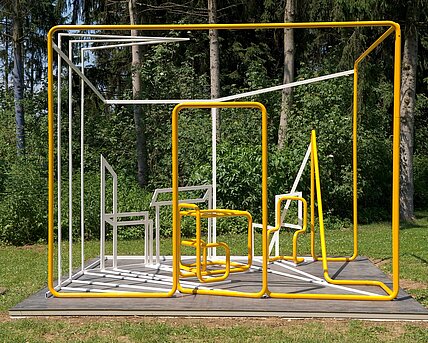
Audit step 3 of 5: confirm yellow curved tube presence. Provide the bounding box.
[268,195,308,264]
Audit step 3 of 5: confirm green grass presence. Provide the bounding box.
[0,317,427,343]
[0,214,427,342]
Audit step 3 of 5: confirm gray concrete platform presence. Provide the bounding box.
[10,257,428,320]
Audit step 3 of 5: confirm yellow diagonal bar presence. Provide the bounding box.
[269,130,395,300]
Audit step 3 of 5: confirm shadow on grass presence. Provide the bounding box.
[399,221,424,230]
[404,253,428,266]
[398,211,428,230]
[415,211,428,219]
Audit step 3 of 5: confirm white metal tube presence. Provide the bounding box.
[80,47,85,272]
[104,218,147,227]
[216,70,354,102]
[211,108,217,258]
[104,99,199,105]
[272,261,379,296]
[144,219,148,265]
[104,70,354,105]
[155,206,160,264]
[109,211,147,217]
[207,187,212,258]
[100,156,106,269]
[108,268,232,288]
[84,271,176,288]
[112,165,118,269]
[68,42,73,279]
[269,143,312,256]
[268,191,303,256]
[280,145,312,224]
[71,38,189,45]
[57,34,62,286]
[59,286,138,293]
[148,219,154,265]
[59,32,190,40]
[101,157,118,177]
[70,280,171,292]
[105,268,199,286]
[82,39,189,51]
[53,43,106,103]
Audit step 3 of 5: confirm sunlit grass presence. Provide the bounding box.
[0,213,427,342]
[0,317,426,343]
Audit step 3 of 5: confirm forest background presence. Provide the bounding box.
[0,0,427,245]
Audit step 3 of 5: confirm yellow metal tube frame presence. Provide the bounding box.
[180,207,253,274]
[309,26,398,264]
[268,195,308,264]
[312,130,395,298]
[268,131,395,300]
[305,25,400,300]
[173,102,268,298]
[47,22,400,299]
[179,203,231,283]
[180,239,231,282]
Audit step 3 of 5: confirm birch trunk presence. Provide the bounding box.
[129,0,148,186]
[208,0,221,142]
[277,0,294,149]
[4,17,9,90]
[12,0,25,153]
[399,6,418,222]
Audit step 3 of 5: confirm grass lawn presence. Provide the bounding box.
[0,213,427,342]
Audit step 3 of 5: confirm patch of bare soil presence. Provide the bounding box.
[0,312,12,323]
[370,258,428,291]
[371,258,391,268]
[2,314,428,337]
[35,316,428,329]
[400,279,428,291]
[15,245,45,252]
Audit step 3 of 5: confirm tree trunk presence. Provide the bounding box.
[277,0,294,149]
[12,0,25,154]
[5,17,9,90]
[399,5,418,222]
[129,0,148,186]
[208,0,221,142]
[29,48,34,96]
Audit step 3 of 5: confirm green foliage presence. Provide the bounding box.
[190,142,310,231]
[1,2,428,245]
[414,94,428,209]
[414,156,428,209]
[288,63,394,222]
[0,159,47,245]
[415,94,428,155]
[0,91,49,245]
[56,172,153,241]
[138,41,211,188]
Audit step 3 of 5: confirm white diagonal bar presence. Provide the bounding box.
[269,144,312,255]
[216,69,354,102]
[104,70,354,105]
[82,39,190,51]
[271,260,380,296]
[53,43,106,102]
